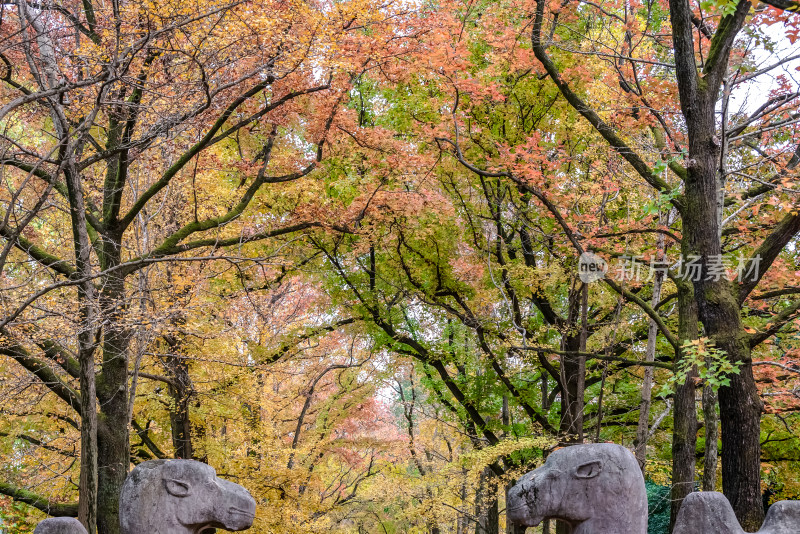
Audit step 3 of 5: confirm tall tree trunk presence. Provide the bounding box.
[165,348,195,460]
[161,268,206,462]
[703,385,719,491]
[475,467,487,534]
[635,226,667,470]
[65,163,99,534]
[96,243,131,534]
[701,78,727,495]
[162,326,200,461]
[458,470,468,534]
[667,1,763,527]
[77,350,98,534]
[717,354,763,530]
[670,280,699,531]
[24,0,103,523]
[486,494,499,534]
[559,282,585,442]
[680,83,764,531]
[475,468,499,534]
[577,283,587,443]
[634,314,658,470]
[559,334,583,439]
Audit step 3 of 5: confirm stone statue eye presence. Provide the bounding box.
[164,479,191,497]
[574,460,603,479]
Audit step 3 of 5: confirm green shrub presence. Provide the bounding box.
[646,481,670,534]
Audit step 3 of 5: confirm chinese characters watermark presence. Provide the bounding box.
[579,252,761,283]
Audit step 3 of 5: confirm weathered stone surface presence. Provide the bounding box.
[33,517,88,534]
[119,459,256,534]
[506,443,647,534]
[673,491,800,534]
[760,500,800,534]
[672,492,740,534]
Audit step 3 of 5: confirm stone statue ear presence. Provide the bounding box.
[164,479,191,497]
[574,460,603,479]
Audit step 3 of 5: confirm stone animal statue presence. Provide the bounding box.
[673,491,800,534]
[507,443,647,534]
[34,459,255,534]
[119,459,256,534]
[33,518,88,534]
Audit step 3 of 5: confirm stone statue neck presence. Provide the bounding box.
[128,517,190,534]
[573,517,639,534]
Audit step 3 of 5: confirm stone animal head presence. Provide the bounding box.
[119,459,256,534]
[760,500,800,534]
[507,443,647,534]
[33,518,88,534]
[673,491,800,534]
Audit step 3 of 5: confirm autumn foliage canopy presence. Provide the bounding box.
[1,0,800,533]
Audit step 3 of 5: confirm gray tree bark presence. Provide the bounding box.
[635,221,667,471]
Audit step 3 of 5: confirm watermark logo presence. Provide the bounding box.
[578,251,608,283]
[577,253,763,283]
